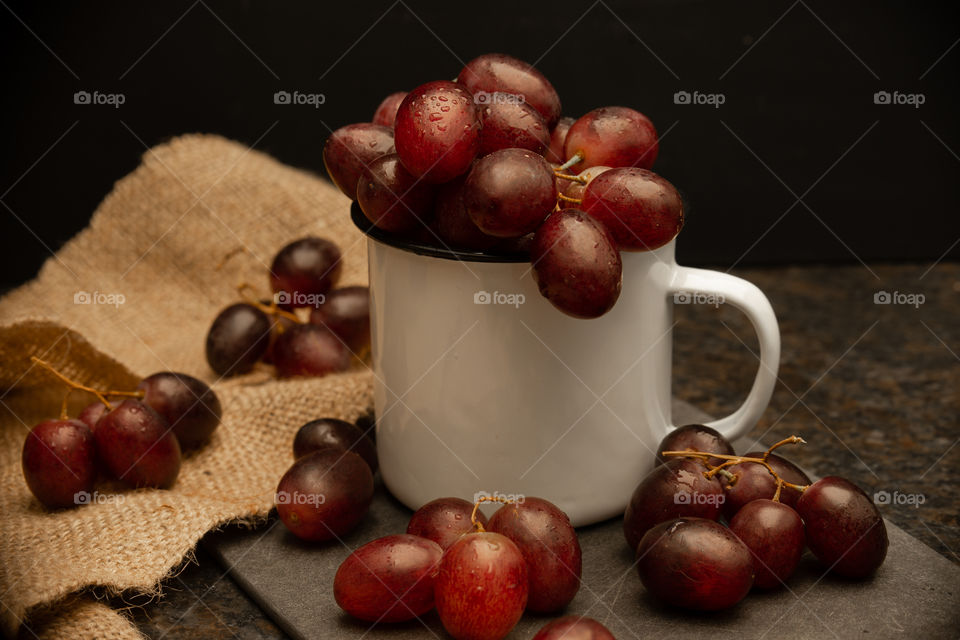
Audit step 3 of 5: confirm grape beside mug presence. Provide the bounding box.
[353,206,780,527]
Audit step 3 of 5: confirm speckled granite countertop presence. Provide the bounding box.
[128,262,960,639]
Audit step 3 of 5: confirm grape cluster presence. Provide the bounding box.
[205,237,370,379]
[324,53,685,319]
[21,360,222,508]
[625,425,889,610]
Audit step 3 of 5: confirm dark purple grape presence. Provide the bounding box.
[78,402,107,432]
[334,533,442,622]
[407,497,486,550]
[272,324,350,378]
[309,286,370,354]
[138,372,221,449]
[276,448,374,542]
[533,616,615,640]
[434,174,499,251]
[293,417,377,473]
[623,457,724,551]
[545,116,575,164]
[372,91,407,127]
[636,518,754,611]
[323,123,395,199]
[729,499,805,589]
[722,452,811,519]
[394,81,481,183]
[270,237,342,309]
[22,419,96,509]
[564,106,658,171]
[477,97,550,156]
[464,148,555,238]
[357,153,434,233]
[488,497,581,613]
[656,424,735,467]
[458,53,562,128]
[796,476,888,578]
[581,167,683,252]
[206,302,271,376]
[95,399,181,488]
[531,208,622,319]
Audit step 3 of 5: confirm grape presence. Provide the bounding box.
[636,517,754,611]
[272,324,351,378]
[293,417,377,473]
[655,424,735,467]
[309,286,371,354]
[729,499,805,589]
[21,419,96,509]
[623,457,724,551]
[394,80,481,183]
[95,399,181,488]
[581,167,683,251]
[487,497,581,613]
[372,91,407,127]
[270,237,342,308]
[206,302,271,376]
[78,402,107,432]
[463,148,555,237]
[560,165,611,201]
[406,497,486,549]
[276,448,374,542]
[138,372,222,449]
[458,53,562,128]
[262,310,296,365]
[531,208,622,319]
[435,531,527,640]
[357,153,435,233]
[722,452,810,519]
[477,97,550,156]
[545,116,575,164]
[563,106,658,171]
[434,175,498,251]
[322,123,395,199]
[334,534,442,623]
[796,476,888,578]
[532,616,615,640]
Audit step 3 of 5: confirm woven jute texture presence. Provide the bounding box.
[0,134,374,638]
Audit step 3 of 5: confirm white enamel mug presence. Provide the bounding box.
[354,206,780,527]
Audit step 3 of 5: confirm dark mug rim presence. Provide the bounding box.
[350,203,530,264]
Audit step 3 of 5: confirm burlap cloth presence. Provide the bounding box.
[0,135,374,638]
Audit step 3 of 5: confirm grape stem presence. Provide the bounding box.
[557,193,583,205]
[661,434,810,500]
[236,283,303,324]
[29,356,144,417]
[556,152,584,171]
[470,493,518,532]
[553,172,587,184]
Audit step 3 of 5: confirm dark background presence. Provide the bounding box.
[1,0,957,289]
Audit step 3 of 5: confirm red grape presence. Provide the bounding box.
[477,97,550,156]
[138,372,221,449]
[560,165,611,201]
[463,148,554,237]
[406,497,486,549]
[636,517,754,611]
[531,208,622,319]
[458,53,562,128]
[487,497,581,613]
[545,116,575,164]
[372,91,407,127]
[623,457,724,551]
[563,106,658,171]
[655,424,735,467]
[533,616,615,640]
[270,237,342,308]
[722,452,810,519]
[435,531,527,640]
[334,534,442,623]
[581,167,683,251]
[309,286,370,354]
[293,417,377,473]
[206,302,271,376]
[272,324,351,378]
[357,153,434,233]
[323,123,395,199]
[796,476,888,578]
[394,80,481,183]
[434,175,498,251]
[95,399,181,488]
[78,402,107,432]
[276,448,374,542]
[729,499,805,589]
[21,419,96,509]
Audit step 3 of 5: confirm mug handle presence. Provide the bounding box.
[667,265,780,443]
